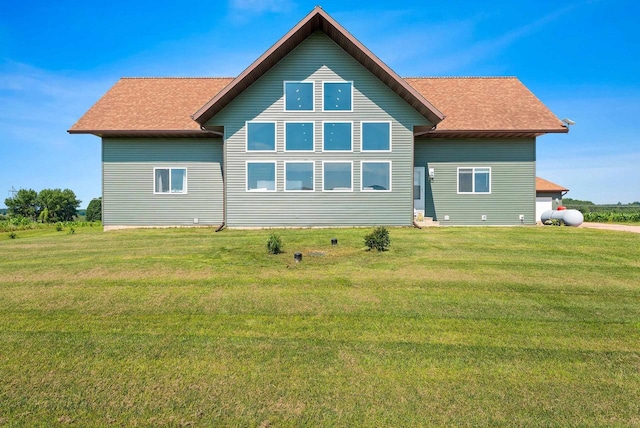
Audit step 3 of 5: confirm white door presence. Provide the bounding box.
[414,167,425,219]
[536,196,552,223]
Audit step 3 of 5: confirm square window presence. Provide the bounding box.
[285,162,314,191]
[323,122,352,151]
[285,122,314,151]
[247,162,276,191]
[247,122,276,151]
[323,162,352,191]
[154,168,187,194]
[458,167,491,193]
[362,162,391,191]
[323,82,352,111]
[362,122,391,151]
[284,82,314,111]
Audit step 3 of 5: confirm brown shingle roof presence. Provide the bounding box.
[69,77,232,136]
[70,76,567,137]
[406,77,568,137]
[536,177,569,192]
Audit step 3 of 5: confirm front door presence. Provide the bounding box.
[414,167,425,220]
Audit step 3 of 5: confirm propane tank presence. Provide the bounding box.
[541,209,583,227]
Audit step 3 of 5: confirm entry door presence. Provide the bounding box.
[414,167,425,217]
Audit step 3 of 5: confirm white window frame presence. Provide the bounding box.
[322,121,353,152]
[322,161,353,192]
[246,161,277,192]
[153,167,188,195]
[284,81,315,112]
[361,161,392,192]
[284,161,315,192]
[322,81,353,112]
[361,121,392,152]
[457,167,492,194]
[284,121,315,152]
[246,121,276,152]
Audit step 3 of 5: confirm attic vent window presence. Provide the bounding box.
[284,81,314,111]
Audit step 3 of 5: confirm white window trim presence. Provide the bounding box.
[246,161,277,192]
[322,81,354,112]
[322,121,353,152]
[153,167,188,195]
[245,121,277,152]
[284,81,315,112]
[284,121,315,152]
[361,121,392,152]
[284,161,315,192]
[361,161,392,192]
[322,161,353,192]
[457,166,492,194]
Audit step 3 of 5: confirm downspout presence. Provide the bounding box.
[201,125,226,232]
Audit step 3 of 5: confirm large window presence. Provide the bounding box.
[323,162,352,191]
[285,162,314,191]
[458,167,491,194]
[246,122,276,151]
[362,162,391,191]
[362,122,391,151]
[284,81,314,111]
[323,122,352,151]
[323,81,352,111]
[285,122,314,151]
[247,162,276,191]
[154,168,187,194]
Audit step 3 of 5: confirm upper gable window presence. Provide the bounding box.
[323,82,352,111]
[284,81,314,111]
[246,122,276,151]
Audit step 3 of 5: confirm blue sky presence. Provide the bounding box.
[1,0,638,208]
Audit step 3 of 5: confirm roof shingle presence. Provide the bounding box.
[536,177,569,192]
[69,76,567,137]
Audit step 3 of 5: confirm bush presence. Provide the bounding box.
[55,222,64,232]
[8,231,16,239]
[266,233,283,255]
[364,226,391,252]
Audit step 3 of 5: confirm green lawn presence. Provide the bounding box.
[1,226,639,426]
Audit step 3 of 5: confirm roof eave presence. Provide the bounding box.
[67,129,223,138]
[415,127,569,138]
[192,7,444,126]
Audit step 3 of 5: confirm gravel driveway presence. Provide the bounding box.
[578,222,640,234]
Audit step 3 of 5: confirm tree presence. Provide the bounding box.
[38,188,81,222]
[4,188,39,220]
[86,197,102,222]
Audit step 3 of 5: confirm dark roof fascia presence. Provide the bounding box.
[414,127,569,138]
[192,6,445,126]
[67,129,223,138]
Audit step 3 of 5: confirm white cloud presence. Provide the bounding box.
[227,0,295,23]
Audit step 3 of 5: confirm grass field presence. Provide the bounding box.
[1,225,639,426]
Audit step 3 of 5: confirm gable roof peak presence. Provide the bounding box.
[192,7,444,125]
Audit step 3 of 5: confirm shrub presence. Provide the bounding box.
[55,222,64,232]
[266,233,283,255]
[364,226,391,252]
[8,231,16,239]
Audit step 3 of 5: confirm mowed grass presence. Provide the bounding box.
[1,226,639,426]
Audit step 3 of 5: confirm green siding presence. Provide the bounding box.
[415,138,537,225]
[102,139,224,227]
[209,31,431,227]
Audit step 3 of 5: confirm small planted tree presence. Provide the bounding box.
[364,226,391,252]
[266,232,283,254]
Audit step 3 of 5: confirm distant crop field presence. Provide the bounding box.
[1,226,639,426]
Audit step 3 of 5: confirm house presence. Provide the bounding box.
[69,7,568,230]
[535,177,569,223]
